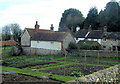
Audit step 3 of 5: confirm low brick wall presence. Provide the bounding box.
[71,50,120,58]
[67,64,120,83]
[22,47,61,55]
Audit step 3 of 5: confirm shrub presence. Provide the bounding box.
[70,71,84,77]
[78,42,101,50]
[69,42,78,50]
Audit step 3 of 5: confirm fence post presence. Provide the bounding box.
[84,51,86,70]
[97,51,99,64]
[63,47,67,76]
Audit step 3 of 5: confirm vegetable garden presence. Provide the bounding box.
[1,53,120,82]
[1,47,120,82]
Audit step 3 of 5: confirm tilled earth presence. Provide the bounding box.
[41,64,108,76]
[1,74,60,83]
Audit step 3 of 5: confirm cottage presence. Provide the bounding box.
[75,28,104,44]
[21,21,75,55]
[86,30,104,44]
[75,29,88,43]
[75,26,120,51]
[101,32,120,51]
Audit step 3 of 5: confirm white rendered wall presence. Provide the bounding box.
[75,38,85,43]
[87,39,102,44]
[31,41,61,50]
[21,30,31,46]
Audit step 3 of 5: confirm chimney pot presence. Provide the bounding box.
[35,21,39,32]
[50,24,54,31]
[36,21,38,24]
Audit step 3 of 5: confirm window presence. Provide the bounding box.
[103,46,106,48]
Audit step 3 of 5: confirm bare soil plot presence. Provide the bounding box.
[2,74,60,83]
[40,64,108,76]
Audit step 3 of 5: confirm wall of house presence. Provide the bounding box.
[63,33,75,49]
[87,39,102,44]
[75,38,102,44]
[101,39,118,50]
[75,38,85,43]
[21,30,31,46]
[22,47,61,55]
[31,41,61,50]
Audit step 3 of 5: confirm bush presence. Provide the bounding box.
[69,42,78,50]
[70,71,84,77]
[78,42,101,50]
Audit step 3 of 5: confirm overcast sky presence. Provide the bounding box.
[0,0,120,31]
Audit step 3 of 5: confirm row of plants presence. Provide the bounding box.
[2,55,65,67]
[24,62,63,70]
[24,60,112,72]
[67,54,120,61]
[69,42,102,50]
[67,58,120,64]
[2,53,118,69]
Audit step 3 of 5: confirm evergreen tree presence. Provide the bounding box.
[59,8,85,32]
[83,7,99,30]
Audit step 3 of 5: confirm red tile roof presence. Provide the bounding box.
[0,40,17,47]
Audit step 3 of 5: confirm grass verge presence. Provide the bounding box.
[2,66,77,82]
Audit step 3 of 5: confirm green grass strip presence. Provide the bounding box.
[54,57,67,61]
[39,62,73,71]
[1,46,12,53]
[38,61,112,71]
[2,66,77,82]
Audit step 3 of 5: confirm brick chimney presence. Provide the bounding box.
[50,24,54,31]
[104,26,107,32]
[35,21,40,32]
[88,25,92,32]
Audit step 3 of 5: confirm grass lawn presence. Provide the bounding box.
[0,46,12,54]
[2,66,77,82]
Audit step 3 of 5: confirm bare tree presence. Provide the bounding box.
[2,25,11,41]
[10,23,22,42]
[2,23,22,42]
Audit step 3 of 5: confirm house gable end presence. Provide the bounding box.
[63,33,75,49]
[21,29,31,46]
